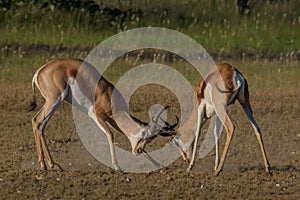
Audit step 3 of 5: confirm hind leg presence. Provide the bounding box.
[237,82,270,173]
[214,116,222,170]
[240,101,270,173]
[208,87,235,176]
[33,97,64,170]
[41,98,65,170]
[32,108,46,170]
[214,111,235,176]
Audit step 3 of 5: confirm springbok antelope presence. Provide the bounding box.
[28,58,177,171]
[173,63,270,175]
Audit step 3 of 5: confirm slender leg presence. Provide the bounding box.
[31,82,69,170]
[212,89,234,175]
[209,87,235,175]
[32,108,46,170]
[187,103,205,172]
[214,114,235,176]
[214,117,222,170]
[37,98,64,170]
[98,118,121,171]
[88,107,121,171]
[240,102,270,173]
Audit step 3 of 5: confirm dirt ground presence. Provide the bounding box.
[0,58,299,199]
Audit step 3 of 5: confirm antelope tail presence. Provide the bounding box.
[216,79,241,93]
[27,75,37,112]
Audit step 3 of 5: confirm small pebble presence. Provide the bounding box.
[35,175,43,180]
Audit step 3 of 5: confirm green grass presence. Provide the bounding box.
[0,11,113,46]
[230,60,300,92]
[0,0,299,53]
[1,50,299,93]
[0,54,44,83]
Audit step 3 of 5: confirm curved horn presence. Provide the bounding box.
[165,115,179,131]
[155,115,179,137]
[147,106,170,137]
[151,106,170,124]
[159,115,179,131]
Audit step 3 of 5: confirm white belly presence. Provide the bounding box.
[67,78,93,114]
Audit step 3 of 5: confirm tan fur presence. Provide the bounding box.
[30,58,174,171]
[175,63,270,175]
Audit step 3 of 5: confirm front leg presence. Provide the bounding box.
[92,112,121,171]
[214,117,222,170]
[187,103,205,172]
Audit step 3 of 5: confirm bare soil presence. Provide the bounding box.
[0,45,299,199]
[0,80,299,199]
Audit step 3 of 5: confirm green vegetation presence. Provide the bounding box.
[1,51,299,94]
[0,0,298,96]
[230,60,300,91]
[0,0,299,88]
[0,0,299,53]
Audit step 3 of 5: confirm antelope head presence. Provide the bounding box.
[134,106,179,154]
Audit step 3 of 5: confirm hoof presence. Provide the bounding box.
[113,164,122,172]
[214,165,218,171]
[214,171,220,176]
[186,163,194,173]
[186,167,192,173]
[39,161,47,170]
[266,166,272,175]
[214,168,222,176]
[51,163,63,172]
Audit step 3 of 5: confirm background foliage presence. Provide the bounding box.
[0,0,299,54]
